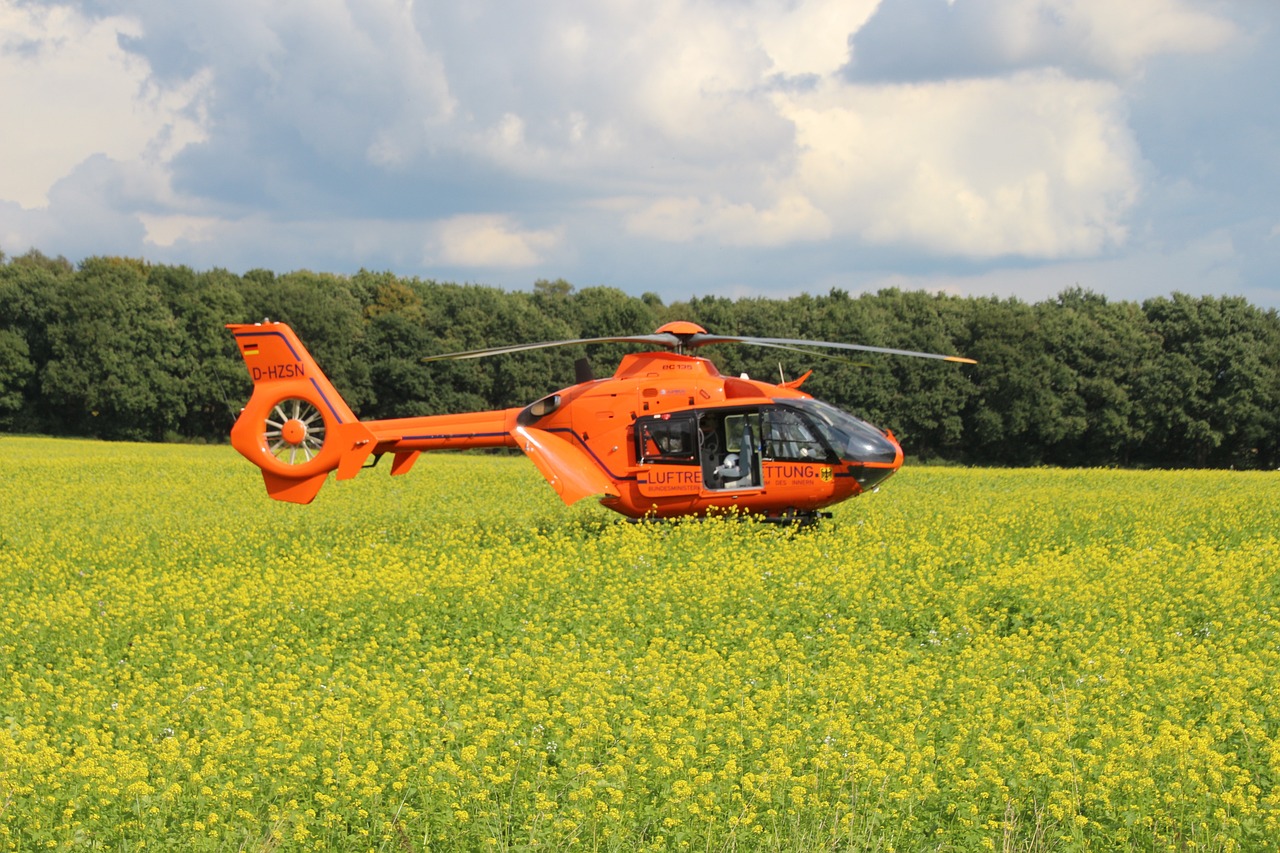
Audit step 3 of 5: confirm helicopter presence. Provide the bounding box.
[225,320,975,524]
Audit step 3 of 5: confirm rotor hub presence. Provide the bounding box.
[654,320,708,336]
[281,418,308,445]
[263,397,327,466]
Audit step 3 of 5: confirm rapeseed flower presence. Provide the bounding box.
[0,438,1277,849]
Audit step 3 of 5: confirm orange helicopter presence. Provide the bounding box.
[226,320,975,523]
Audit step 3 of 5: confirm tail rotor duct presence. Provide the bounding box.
[264,397,327,466]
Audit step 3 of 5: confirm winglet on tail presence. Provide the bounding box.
[227,321,377,503]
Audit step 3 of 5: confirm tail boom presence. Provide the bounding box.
[362,410,521,453]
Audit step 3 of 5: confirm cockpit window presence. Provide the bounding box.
[778,399,898,465]
[763,407,834,462]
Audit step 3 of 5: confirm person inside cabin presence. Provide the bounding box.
[699,414,727,487]
[698,415,720,455]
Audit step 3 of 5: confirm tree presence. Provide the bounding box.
[0,268,36,428]
[358,272,441,417]
[39,257,188,440]
[557,286,661,380]
[799,290,896,427]
[1037,289,1158,465]
[151,265,251,439]
[1139,294,1280,468]
[864,290,976,459]
[3,246,1277,467]
[961,297,1077,465]
[241,270,374,413]
[0,329,32,427]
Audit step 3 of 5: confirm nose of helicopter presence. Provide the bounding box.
[844,425,903,491]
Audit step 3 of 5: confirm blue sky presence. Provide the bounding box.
[2,0,1277,309]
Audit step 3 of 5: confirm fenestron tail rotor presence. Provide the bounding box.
[264,397,327,465]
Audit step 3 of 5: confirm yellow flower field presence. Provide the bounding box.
[1,436,1278,851]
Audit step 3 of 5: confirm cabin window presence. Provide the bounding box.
[637,413,698,464]
[698,410,763,490]
[517,393,562,426]
[528,394,560,417]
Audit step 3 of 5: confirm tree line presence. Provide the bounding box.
[2,249,1278,469]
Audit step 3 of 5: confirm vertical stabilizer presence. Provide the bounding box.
[227,322,376,503]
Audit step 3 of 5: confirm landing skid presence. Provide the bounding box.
[762,509,831,527]
[627,508,832,527]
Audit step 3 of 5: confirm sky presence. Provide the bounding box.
[1,0,1278,310]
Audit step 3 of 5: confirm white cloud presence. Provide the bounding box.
[755,0,880,78]
[278,0,456,166]
[856,228,1246,306]
[431,215,562,267]
[1,0,1274,310]
[1049,0,1238,75]
[139,213,220,248]
[847,0,1239,81]
[438,2,1150,261]
[0,1,207,209]
[621,3,774,148]
[435,0,794,186]
[776,70,1140,257]
[626,193,830,246]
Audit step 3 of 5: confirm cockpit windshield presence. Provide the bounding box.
[779,399,898,464]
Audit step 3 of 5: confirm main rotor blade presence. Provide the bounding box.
[734,339,872,368]
[422,334,679,362]
[420,328,976,364]
[685,334,977,364]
